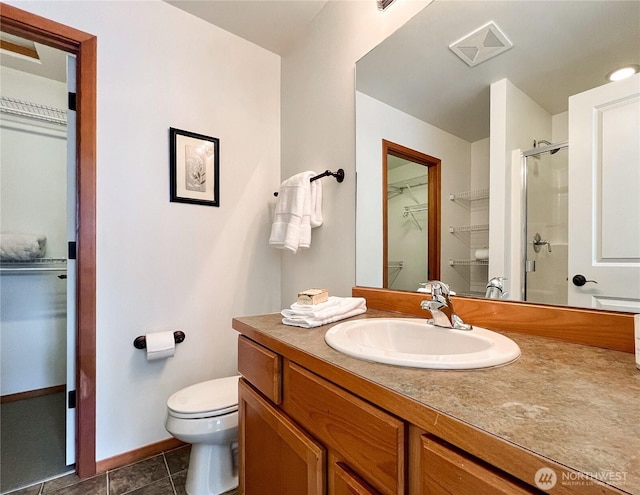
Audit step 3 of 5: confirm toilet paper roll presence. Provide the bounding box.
[145,331,176,361]
[474,248,489,260]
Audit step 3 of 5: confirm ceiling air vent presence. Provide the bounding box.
[449,21,513,67]
[377,0,396,11]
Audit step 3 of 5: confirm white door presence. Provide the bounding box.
[568,73,640,312]
[65,55,77,466]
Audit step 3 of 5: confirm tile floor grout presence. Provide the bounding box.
[4,444,237,495]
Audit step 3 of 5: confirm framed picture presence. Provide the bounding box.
[169,127,219,207]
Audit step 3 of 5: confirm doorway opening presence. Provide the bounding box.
[0,2,97,484]
[383,139,441,290]
[0,36,75,490]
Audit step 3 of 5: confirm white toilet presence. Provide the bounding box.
[166,375,240,495]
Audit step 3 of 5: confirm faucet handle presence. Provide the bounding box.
[423,280,451,296]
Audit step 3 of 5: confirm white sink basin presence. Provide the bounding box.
[324,318,521,369]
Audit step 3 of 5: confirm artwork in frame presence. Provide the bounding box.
[169,127,219,207]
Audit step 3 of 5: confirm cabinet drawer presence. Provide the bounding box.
[237,335,281,404]
[421,435,543,495]
[283,361,404,495]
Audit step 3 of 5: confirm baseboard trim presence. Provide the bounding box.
[96,437,186,473]
[1,384,66,404]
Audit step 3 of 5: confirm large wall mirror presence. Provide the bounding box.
[355,0,640,312]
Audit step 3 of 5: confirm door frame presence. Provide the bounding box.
[382,139,441,288]
[0,3,97,477]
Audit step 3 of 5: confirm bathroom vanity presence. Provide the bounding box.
[233,292,638,495]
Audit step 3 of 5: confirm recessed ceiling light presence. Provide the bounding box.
[606,64,640,82]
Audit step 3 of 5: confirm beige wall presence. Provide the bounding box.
[280,0,430,304]
[7,0,281,461]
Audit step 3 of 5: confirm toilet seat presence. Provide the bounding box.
[167,375,239,420]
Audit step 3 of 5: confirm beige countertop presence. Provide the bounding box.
[233,309,640,495]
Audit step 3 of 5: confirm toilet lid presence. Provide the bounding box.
[167,375,239,419]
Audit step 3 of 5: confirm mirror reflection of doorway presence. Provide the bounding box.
[383,140,440,290]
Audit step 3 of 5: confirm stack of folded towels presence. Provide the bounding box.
[282,296,367,329]
[0,233,47,261]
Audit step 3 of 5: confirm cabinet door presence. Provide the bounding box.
[239,378,325,495]
[421,435,542,495]
[332,462,381,495]
[284,362,404,495]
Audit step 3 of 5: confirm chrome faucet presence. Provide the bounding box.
[420,281,472,330]
[485,277,507,299]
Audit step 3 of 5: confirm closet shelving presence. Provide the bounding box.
[448,258,489,267]
[388,174,428,199]
[449,188,489,205]
[403,203,428,230]
[448,224,489,234]
[0,96,67,126]
[449,187,490,290]
[0,258,67,274]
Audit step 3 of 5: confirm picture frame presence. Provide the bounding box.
[169,127,219,207]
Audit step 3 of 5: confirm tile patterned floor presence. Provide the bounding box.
[4,445,238,495]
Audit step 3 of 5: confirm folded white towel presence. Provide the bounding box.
[282,296,367,328]
[0,233,47,261]
[269,171,323,253]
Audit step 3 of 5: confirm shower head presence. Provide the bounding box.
[534,139,560,154]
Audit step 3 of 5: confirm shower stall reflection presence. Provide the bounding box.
[523,141,568,305]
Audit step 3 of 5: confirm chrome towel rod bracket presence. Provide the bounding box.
[274,168,344,196]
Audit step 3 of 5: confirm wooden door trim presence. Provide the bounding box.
[382,139,441,288]
[0,3,97,477]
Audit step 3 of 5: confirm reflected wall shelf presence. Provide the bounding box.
[449,224,489,234]
[403,203,428,230]
[0,258,67,274]
[449,188,489,203]
[449,259,489,266]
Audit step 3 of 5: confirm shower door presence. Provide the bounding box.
[524,145,568,305]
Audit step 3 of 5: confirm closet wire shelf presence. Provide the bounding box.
[0,96,67,126]
[0,258,67,274]
[449,188,489,202]
[449,258,489,266]
[448,224,489,234]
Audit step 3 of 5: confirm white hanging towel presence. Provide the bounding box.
[270,171,323,253]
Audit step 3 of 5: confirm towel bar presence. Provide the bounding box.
[274,169,344,196]
[133,330,185,349]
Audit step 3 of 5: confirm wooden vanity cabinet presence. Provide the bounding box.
[238,335,548,495]
[332,461,381,495]
[238,335,401,495]
[419,434,544,495]
[238,378,325,494]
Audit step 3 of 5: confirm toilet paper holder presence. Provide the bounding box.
[133,331,186,349]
